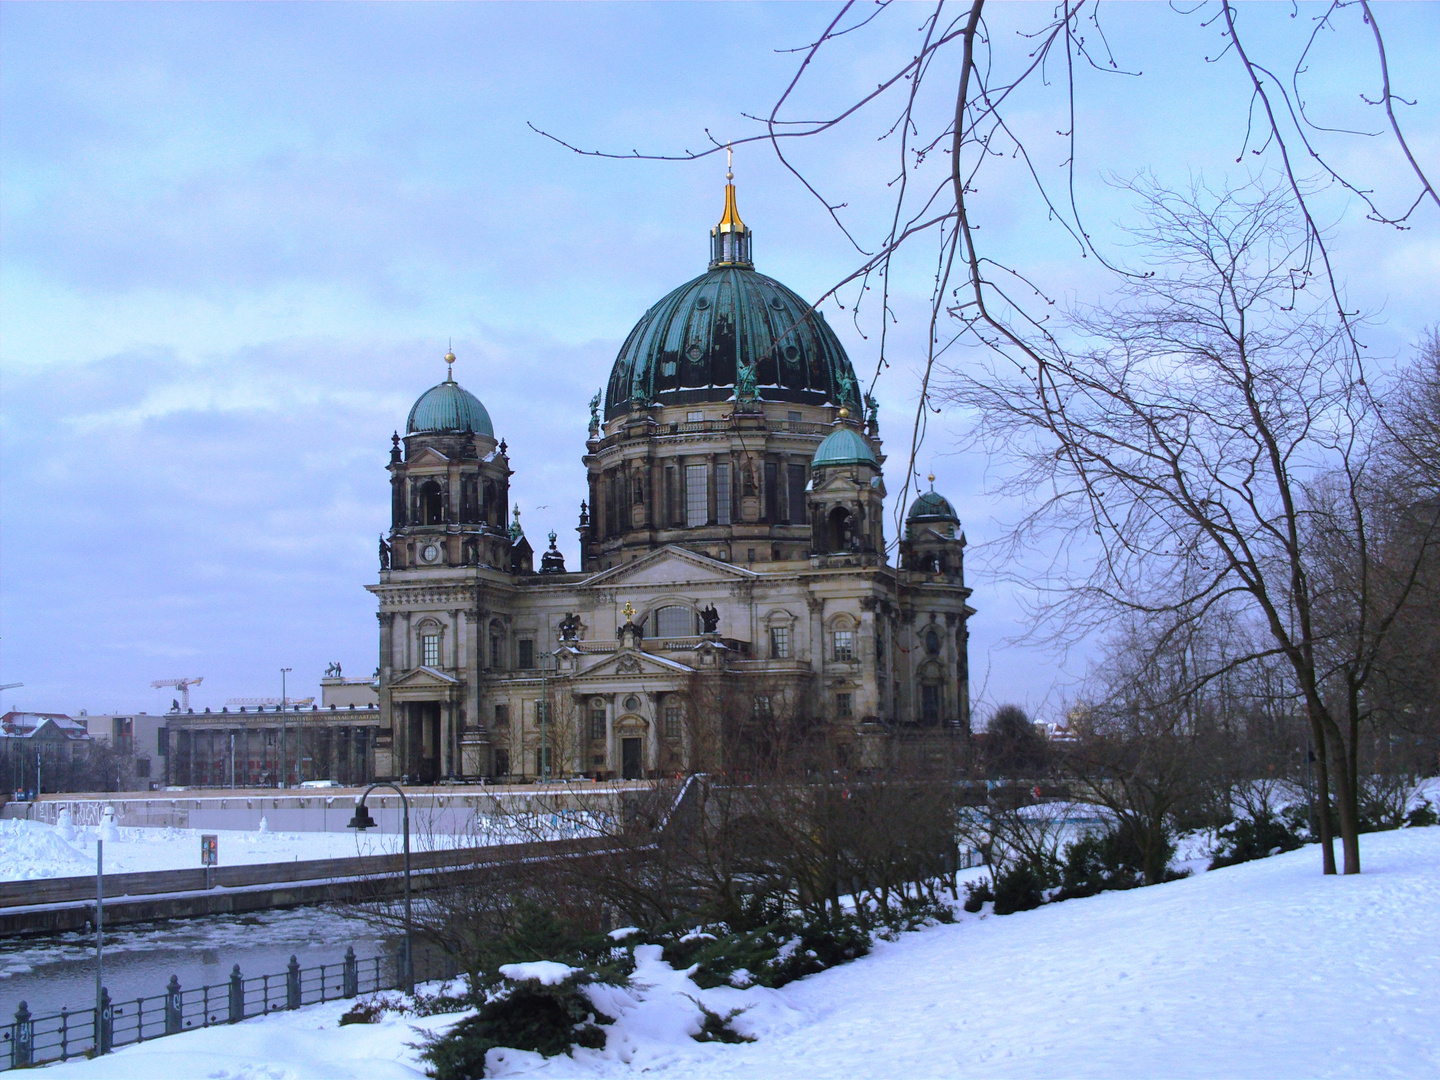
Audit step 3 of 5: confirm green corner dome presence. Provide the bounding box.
[907,490,959,525]
[406,378,494,437]
[812,426,878,467]
[604,182,861,420]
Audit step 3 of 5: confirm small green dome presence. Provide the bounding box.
[812,426,878,467]
[407,379,494,437]
[906,490,959,525]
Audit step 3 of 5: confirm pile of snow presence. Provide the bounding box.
[498,961,576,986]
[0,820,92,880]
[36,826,1440,1078]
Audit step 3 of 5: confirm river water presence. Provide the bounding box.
[0,905,397,1022]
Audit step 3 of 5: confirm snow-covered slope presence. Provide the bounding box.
[39,826,1440,1079]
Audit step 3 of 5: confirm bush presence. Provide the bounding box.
[962,877,993,913]
[1209,812,1304,869]
[339,999,385,1026]
[690,999,755,1044]
[418,976,609,1080]
[670,914,871,990]
[1407,800,1438,828]
[991,863,1047,915]
[1052,831,1144,901]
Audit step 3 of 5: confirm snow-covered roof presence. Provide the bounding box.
[0,712,91,740]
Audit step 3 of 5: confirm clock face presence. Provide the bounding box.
[421,543,441,564]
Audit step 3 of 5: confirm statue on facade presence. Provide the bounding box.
[735,359,759,405]
[865,392,880,430]
[325,662,342,678]
[558,612,581,642]
[700,603,721,635]
[588,390,602,436]
[378,535,391,570]
[836,368,858,413]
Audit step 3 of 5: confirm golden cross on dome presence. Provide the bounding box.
[622,601,636,622]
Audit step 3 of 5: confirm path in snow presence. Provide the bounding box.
[35,826,1440,1080]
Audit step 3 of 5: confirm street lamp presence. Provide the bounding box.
[348,782,412,991]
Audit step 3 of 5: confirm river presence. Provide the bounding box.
[0,904,397,1023]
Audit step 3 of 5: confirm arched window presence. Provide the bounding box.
[652,605,697,638]
[924,629,942,655]
[419,480,444,525]
[826,506,852,553]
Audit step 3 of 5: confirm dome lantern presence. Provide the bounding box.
[709,147,753,270]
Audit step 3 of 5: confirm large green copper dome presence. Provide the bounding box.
[604,188,860,420]
[407,378,494,437]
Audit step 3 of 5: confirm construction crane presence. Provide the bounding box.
[152,676,203,710]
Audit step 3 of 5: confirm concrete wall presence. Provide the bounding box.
[9,784,640,834]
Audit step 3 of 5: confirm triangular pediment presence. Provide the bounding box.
[407,447,451,468]
[389,665,461,688]
[575,649,696,679]
[583,545,756,588]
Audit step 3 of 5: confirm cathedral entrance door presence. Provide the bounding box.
[408,702,442,784]
[621,737,643,780]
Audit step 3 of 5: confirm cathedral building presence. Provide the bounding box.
[368,175,973,782]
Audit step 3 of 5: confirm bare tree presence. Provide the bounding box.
[946,179,1440,874]
[536,2,1435,544]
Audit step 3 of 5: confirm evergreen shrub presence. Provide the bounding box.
[1209,812,1304,869]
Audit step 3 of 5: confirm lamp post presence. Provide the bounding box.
[280,667,292,788]
[348,782,412,991]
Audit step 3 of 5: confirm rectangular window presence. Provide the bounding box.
[716,462,732,526]
[158,728,169,756]
[605,475,618,538]
[589,709,607,741]
[135,757,151,778]
[664,705,682,739]
[787,410,803,423]
[685,464,708,527]
[687,410,704,422]
[666,466,679,526]
[836,693,853,718]
[833,630,854,662]
[494,704,509,727]
[422,633,441,668]
[787,463,807,525]
[534,700,550,724]
[494,749,510,776]
[536,747,552,776]
[490,635,503,669]
[518,639,535,669]
[770,626,792,659]
[764,461,779,522]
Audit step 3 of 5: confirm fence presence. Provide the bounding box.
[3,945,459,1071]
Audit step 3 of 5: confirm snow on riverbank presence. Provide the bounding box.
[37,825,1440,1079]
[0,819,470,881]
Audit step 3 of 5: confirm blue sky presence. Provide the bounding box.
[2,2,1436,719]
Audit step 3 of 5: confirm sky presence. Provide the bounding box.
[2,2,1436,719]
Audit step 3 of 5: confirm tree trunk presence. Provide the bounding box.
[1329,736,1363,875]
[1305,706,1338,875]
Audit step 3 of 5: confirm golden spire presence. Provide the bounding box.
[445,339,456,381]
[716,143,746,234]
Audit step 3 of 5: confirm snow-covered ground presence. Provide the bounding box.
[36,825,1440,1079]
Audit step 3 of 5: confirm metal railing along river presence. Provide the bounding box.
[4,945,458,1070]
